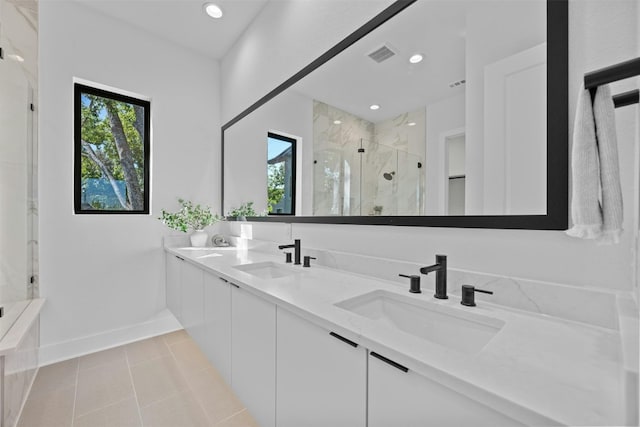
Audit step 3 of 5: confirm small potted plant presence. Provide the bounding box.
[226,201,258,221]
[159,198,221,247]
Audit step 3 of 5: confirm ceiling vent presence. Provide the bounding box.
[449,79,466,88]
[368,44,396,63]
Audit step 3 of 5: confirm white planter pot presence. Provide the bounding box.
[190,230,208,247]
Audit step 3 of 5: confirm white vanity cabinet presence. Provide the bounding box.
[202,272,232,384]
[231,286,277,427]
[367,352,525,427]
[180,262,205,344]
[276,308,367,427]
[166,254,207,347]
[165,253,183,321]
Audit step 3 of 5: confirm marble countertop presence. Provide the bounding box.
[166,246,627,427]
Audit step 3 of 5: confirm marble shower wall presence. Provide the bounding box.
[313,100,426,216]
[313,100,373,215]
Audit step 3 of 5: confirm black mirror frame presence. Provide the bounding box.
[221,0,568,230]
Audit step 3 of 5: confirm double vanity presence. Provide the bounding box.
[165,243,627,427]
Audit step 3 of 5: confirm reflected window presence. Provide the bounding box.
[267,132,296,215]
[74,83,150,214]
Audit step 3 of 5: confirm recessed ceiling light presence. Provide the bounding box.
[8,54,24,62]
[407,122,416,127]
[333,120,342,125]
[204,3,223,18]
[409,54,423,64]
[369,104,380,110]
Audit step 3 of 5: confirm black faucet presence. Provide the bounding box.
[420,254,448,299]
[460,285,493,307]
[278,239,301,265]
[399,274,421,294]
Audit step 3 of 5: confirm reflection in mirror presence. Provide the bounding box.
[222,0,567,227]
[312,101,425,216]
[267,132,296,215]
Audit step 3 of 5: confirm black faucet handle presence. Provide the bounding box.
[284,252,292,263]
[460,285,493,307]
[303,256,316,268]
[399,274,421,294]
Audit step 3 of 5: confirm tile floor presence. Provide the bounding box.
[18,330,259,427]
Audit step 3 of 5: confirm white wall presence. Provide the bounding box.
[425,93,465,215]
[39,1,220,363]
[221,0,639,293]
[225,90,311,215]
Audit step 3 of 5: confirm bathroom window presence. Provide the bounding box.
[74,83,150,214]
[267,132,296,215]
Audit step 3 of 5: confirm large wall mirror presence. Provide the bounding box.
[222,0,568,229]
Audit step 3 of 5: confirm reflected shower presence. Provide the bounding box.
[383,171,395,181]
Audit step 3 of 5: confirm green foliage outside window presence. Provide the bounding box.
[267,163,285,212]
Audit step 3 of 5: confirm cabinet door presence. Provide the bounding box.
[231,286,276,427]
[165,254,182,322]
[203,272,232,384]
[181,262,204,343]
[276,308,367,427]
[368,352,524,427]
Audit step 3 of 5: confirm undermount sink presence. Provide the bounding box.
[233,261,296,279]
[335,290,504,354]
[178,248,223,259]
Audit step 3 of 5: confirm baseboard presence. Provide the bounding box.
[38,309,182,366]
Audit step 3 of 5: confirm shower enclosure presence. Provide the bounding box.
[313,139,424,216]
[0,1,38,341]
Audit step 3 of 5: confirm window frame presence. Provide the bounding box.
[73,83,151,215]
[267,132,297,216]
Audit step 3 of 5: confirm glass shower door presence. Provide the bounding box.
[0,31,36,339]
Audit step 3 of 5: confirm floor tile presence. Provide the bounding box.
[125,335,170,366]
[140,391,210,427]
[74,397,142,427]
[78,345,127,371]
[17,385,75,427]
[187,367,244,425]
[161,329,190,346]
[75,358,135,417]
[28,358,78,399]
[130,355,189,407]
[170,337,211,378]
[215,409,260,427]
[19,331,254,427]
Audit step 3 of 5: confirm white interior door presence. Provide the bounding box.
[484,43,547,215]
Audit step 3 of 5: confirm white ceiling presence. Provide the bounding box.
[292,0,469,123]
[291,0,545,123]
[75,0,268,59]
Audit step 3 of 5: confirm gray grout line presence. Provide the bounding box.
[70,360,80,427]
[124,346,146,427]
[165,332,214,424]
[214,408,248,426]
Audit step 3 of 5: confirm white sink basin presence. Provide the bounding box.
[335,290,504,354]
[233,261,296,279]
[177,248,223,259]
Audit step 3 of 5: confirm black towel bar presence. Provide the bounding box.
[613,89,639,108]
[584,57,640,89]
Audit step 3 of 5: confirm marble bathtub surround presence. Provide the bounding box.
[0,299,43,427]
[164,244,635,426]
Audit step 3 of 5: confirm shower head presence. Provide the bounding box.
[383,171,395,181]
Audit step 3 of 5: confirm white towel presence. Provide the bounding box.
[566,84,623,243]
[594,84,623,243]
